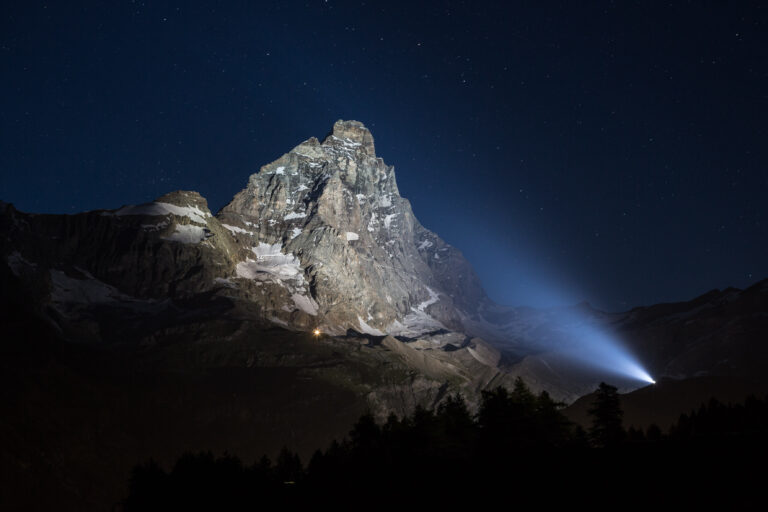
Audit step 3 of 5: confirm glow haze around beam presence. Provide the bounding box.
[499,276,656,386]
[551,309,656,385]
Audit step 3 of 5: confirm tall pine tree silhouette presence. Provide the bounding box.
[588,382,625,447]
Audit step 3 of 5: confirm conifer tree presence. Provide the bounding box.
[588,382,625,447]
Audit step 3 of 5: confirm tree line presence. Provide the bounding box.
[124,379,768,510]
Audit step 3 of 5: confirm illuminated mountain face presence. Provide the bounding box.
[216,119,489,336]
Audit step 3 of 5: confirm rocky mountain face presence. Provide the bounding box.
[215,119,488,336]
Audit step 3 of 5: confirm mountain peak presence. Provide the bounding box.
[216,119,488,335]
[323,119,376,156]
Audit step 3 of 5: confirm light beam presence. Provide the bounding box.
[539,307,656,386]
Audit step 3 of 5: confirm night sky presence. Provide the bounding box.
[2,1,767,311]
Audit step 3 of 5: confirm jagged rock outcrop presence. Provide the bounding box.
[217,120,488,335]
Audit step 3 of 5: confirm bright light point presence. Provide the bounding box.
[621,362,656,384]
[313,328,321,336]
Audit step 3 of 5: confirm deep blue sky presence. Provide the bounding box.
[1,1,766,311]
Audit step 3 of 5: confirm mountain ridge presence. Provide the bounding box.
[2,120,767,402]
[11,119,489,340]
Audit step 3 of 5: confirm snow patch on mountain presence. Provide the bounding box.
[114,202,211,225]
[235,243,304,282]
[417,239,433,250]
[415,286,440,312]
[357,316,384,336]
[367,213,378,232]
[387,309,446,337]
[222,223,253,235]
[161,225,207,244]
[384,213,398,229]
[292,293,319,315]
[385,287,445,336]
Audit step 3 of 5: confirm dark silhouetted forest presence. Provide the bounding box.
[125,379,768,510]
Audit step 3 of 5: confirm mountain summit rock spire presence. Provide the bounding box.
[324,119,377,156]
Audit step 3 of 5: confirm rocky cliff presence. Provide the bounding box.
[217,119,489,335]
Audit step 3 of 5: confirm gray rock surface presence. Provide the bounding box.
[217,119,488,335]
